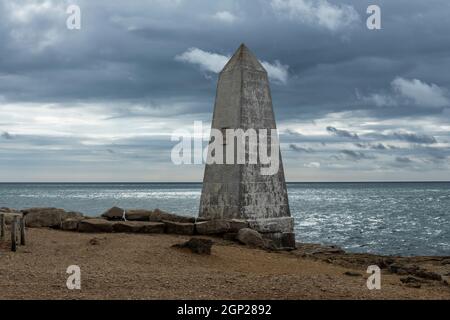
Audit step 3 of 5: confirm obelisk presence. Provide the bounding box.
[199,44,294,247]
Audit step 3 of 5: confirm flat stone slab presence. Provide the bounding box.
[163,221,195,235]
[78,219,115,233]
[149,209,197,223]
[125,210,154,221]
[140,222,165,234]
[195,220,231,235]
[114,221,165,234]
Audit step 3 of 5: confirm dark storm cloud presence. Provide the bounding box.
[1,0,450,181]
[0,0,448,116]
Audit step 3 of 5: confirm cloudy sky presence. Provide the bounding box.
[1,0,450,182]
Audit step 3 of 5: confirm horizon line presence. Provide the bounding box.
[1,181,450,184]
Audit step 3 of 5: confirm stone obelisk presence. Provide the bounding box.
[199,44,294,247]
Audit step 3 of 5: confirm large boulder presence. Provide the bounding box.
[236,228,265,248]
[113,221,165,234]
[22,208,82,228]
[173,238,213,255]
[101,207,125,221]
[195,220,230,235]
[125,209,154,221]
[61,217,84,231]
[164,221,195,235]
[78,219,115,233]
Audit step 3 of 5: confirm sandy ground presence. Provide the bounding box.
[0,228,449,300]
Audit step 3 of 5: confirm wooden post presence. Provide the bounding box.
[20,216,26,246]
[11,216,18,252]
[0,213,5,241]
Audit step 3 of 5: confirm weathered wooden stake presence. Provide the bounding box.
[20,216,26,246]
[0,213,5,241]
[11,216,18,252]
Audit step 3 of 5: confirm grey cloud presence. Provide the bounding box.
[326,126,359,140]
[339,150,375,161]
[1,131,13,139]
[289,144,314,153]
[1,0,450,181]
[365,132,437,144]
[354,142,389,150]
[396,156,413,163]
[393,132,437,144]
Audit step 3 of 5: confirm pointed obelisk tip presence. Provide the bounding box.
[222,43,265,73]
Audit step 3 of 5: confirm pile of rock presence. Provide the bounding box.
[101,207,295,250]
[13,206,295,250]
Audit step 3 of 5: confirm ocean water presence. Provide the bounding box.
[0,182,449,256]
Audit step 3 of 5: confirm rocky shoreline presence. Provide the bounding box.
[1,206,295,250]
[1,206,449,292]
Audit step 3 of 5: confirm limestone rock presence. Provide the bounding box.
[22,208,64,228]
[61,218,83,231]
[101,207,125,221]
[229,219,249,232]
[63,211,84,219]
[113,221,165,234]
[113,221,144,233]
[195,220,230,235]
[164,220,195,235]
[388,263,442,281]
[22,208,82,228]
[236,228,265,248]
[149,209,196,223]
[120,208,197,223]
[78,219,115,233]
[223,232,238,241]
[140,222,165,234]
[262,232,296,250]
[173,238,213,255]
[125,209,154,221]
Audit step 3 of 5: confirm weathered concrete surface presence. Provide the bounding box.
[199,44,293,239]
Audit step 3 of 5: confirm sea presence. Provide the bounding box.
[0,182,449,256]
